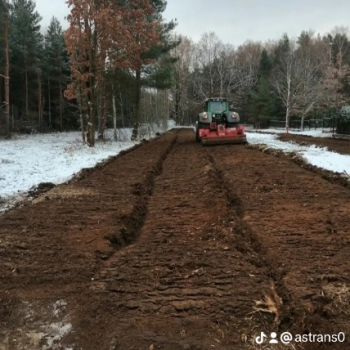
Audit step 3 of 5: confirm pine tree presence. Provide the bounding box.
[9,0,42,120]
[248,49,276,126]
[0,0,10,135]
[129,0,177,140]
[44,17,69,130]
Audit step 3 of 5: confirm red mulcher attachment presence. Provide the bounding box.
[199,122,247,145]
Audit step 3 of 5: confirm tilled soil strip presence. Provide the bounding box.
[0,131,177,347]
[210,143,350,349]
[70,130,278,350]
[247,144,350,191]
[2,129,350,350]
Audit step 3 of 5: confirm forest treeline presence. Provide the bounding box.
[173,30,350,130]
[0,0,177,145]
[1,0,350,144]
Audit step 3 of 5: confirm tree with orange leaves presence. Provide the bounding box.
[64,0,160,146]
[120,1,162,140]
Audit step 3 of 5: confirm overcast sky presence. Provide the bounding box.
[35,0,349,46]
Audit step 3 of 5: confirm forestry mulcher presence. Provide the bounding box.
[195,98,247,145]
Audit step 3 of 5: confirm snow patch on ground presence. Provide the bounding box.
[43,322,72,350]
[0,131,135,199]
[252,128,333,138]
[1,124,349,214]
[0,123,174,212]
[0,299,73,350]
[53,300,68,317]
[247,132,350,174]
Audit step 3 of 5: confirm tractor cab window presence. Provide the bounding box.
[208,101,226,114]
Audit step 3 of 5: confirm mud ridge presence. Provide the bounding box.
[247,144,350,190]
[71,141,146,182]
[205,151,297,331]
[106,133,178,250]
[205,152,263,254]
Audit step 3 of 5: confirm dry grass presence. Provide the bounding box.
[32,185,96,204]
[250,280,283,326]
[322,282,350,315]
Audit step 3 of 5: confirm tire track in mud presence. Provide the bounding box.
[205,150,296,329]
[0,131,179,293]
[0,131,179,350]
[210,143,350,349]
[73,130,276,350]
[106,133,178,250]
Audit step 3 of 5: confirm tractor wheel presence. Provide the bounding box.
[195,121,200,142]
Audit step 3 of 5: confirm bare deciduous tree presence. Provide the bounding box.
[215,44,234,98]
[193,32,222,99]
[320,54,349,113]
[65,0,160,146]
[272,38,302,132]
[331,26,350,67]
[294,33,329,128]
[171,35,195,124]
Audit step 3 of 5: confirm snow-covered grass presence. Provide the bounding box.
[0,131,135,200]
[247,132,350,174]
[0,123,174,204]
[251,128,333,138]
[0,123,349,213]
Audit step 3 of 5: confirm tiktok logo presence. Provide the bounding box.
[255,332,267,344]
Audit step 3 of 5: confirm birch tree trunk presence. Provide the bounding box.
[285,74,291,134]
[301,115,305,130]
[112,86,117,141]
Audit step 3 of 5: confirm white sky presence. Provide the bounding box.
[35,0,350,46]
[35,0,69,31]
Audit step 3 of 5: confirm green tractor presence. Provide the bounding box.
[195,98,247,145]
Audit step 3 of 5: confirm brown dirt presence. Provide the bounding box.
[278,134,350,155]
[1,129,350,350]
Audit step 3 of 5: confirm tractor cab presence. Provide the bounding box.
[205,99,227,114]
